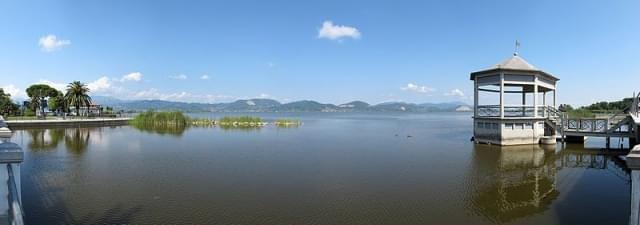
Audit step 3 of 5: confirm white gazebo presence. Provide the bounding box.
[471,53,560,145]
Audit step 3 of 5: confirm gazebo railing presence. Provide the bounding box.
[477,105,538,117]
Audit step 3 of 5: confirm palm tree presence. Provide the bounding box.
[65,81,92,117]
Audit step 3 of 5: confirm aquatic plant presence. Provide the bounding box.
[130,111,190,127]
[274,118,301,127]
[218,116,264,127]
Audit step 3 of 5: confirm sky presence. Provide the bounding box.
[1,0,639,106]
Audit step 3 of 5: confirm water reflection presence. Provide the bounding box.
[25,128,94,154]
[64,128,91,154]
[131,124,187,136]
[27,129,65,151]
[467,144,630,224]
[467,145,559,224]
[218,124,262,131]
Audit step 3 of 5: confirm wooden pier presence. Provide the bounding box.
[549,92,640,148]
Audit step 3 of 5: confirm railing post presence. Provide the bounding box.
[627,146,640,225]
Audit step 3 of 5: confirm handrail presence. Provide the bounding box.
[7,164,24,225]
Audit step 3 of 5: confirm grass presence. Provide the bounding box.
[274,118,301,127]
[218,116,263,127]
[130,111,190,127]
[565,109,595,118]
[129,111,299,131]
[189,118,216,126]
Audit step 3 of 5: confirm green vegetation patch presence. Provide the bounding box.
[274,118,301,127]
[565,109,595,118]
[131,111,190,127]
[218,116,263,127]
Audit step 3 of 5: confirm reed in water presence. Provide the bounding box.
[130,111,189,127]
[131,111,299,129]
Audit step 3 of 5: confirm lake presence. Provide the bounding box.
[8,112,631,225]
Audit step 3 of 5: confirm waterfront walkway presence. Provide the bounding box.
[5,117,131,129]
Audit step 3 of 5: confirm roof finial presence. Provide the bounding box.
[514,40,520,56]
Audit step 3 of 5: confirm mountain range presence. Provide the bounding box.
[91,96,472,113]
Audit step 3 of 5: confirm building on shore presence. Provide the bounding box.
[69,102,102,116]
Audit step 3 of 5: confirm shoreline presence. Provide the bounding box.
[6,118,132,129]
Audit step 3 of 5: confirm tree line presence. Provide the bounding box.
[0,81,92,118]
[557,97,637,118]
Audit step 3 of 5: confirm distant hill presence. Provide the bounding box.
[277,100,339,112]
[92,96,471,113]
[338,101,370,110]
[222,99,282,111]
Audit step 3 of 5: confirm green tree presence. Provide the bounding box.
[558,104,573,112]
[26,84,58,119]
[48,90,66,115]
[0,89,19,116]
[64,81,92,117]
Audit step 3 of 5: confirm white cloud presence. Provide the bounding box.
[121,72,142,82]
[169,74,188,80]
[132,88,233,103]
[318,20,361,41]
[1,85,25,99]
[401,83,435,93]
[38,34,71,52]
[36,80,66,91]
[445,89,465,97]
[257,93,271,99]
[37,77,118,95]
[87,76,112,92]
[200,75,210,80]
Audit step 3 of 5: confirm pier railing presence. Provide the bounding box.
[0,140,24,225]
[7,164,23,225]
[565,118,609,133]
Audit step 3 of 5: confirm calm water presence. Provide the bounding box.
[8,113,632,225]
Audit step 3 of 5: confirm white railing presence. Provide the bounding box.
[477,105,539,117]
[7,164,24,225]
[565,118,609,133]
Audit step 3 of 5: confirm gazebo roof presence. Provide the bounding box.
[495,55,537,70]
[470,54,559,81]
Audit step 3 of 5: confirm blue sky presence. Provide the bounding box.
[1,0,639,106]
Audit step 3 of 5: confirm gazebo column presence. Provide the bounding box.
[500,73,505,118]
[533,77,538,117]
[474,79,478,118]
[553,86,557,108]
[522,87,526,117]
[543,92,546,117]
